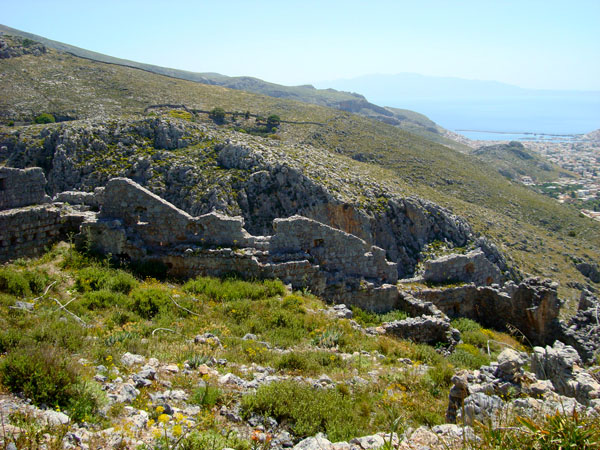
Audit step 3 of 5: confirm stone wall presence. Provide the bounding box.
[423,249,503,286]
[82,177,401,310]
[0,167,50,210]
[0,205,61,261]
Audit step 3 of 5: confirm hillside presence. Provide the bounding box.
[0,33,599,308]
[471,141,573,183]
[0,23,471,153]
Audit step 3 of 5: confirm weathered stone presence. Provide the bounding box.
[463,392,504,425]
[556,291,600,362]
[293,433,333,450]
[531,341,600,405]
[0,167,50,210]
[446,371,470,423]
[81,177,401,310]
[121,352,145,367]
[383,315,458,346]
[423,249,503,286]
[496,349,528,381]
[412,277,562,345]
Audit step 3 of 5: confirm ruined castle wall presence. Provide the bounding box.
[423,249,503,286]
[0,167,50,210]
[100,178,253,247]
[271,215,398,284]
[0,205,62,262]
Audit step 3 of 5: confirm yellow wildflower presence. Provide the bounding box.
[155,405,165,414]
[158,413,170,424]
[172,424,183,436]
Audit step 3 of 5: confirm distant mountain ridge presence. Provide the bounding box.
[316,74,600,135]
[0,23,467,151]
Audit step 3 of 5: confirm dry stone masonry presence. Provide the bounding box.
[0,167,61,261]
[82,178,400,311]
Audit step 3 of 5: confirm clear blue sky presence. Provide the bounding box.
[3,0,600,90]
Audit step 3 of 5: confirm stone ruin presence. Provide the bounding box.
[0,168,598,360]
[81,177,400,312]
[423,249,504,286]
[0,167,83,262]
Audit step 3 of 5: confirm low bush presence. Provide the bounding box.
[275,350,345,374]
[190,384,221,408]
[351,306,408,327]
[33,113,55,124]
[79,289,129,310]
[449,343,490,369]
[0,343,78,407]
[75,267,137,294]
[183,276,285,301]
[0,268,49,297]
[128,286,172,319]
[241,380,377,441]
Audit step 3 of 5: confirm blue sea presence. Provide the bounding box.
[393,95,600,141]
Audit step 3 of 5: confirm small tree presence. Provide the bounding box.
[266,114,281,131]
[34,113,55,124]
[209,107,226,124]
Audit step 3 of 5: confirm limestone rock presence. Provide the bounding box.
[423,249,503,286]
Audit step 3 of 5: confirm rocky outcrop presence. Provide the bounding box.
[0,167,50,209]
[531,341,600,405]
[382,316,460,347]
[0,35,46,59]
[1,118,474,277]
[556,291,600,362]
[576,262,600,283]
[446,345,600,426]
[411,278,562,346]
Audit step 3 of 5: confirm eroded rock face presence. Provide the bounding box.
[411,278,562,345]
[0,167,50,210]
[0,36,46,59]
[557,291,600,362]
[531,341,600,405]
[382,316,459,347]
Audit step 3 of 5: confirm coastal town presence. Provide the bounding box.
[522,132,600,220]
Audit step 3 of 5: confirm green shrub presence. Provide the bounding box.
[0,268,32,297]
[451,317,482,332]
[426,362,454,387]
[449,343,490,369]
[183,276,285,301]
[75,267,137,294]
[351,306,408,327]
[128,286,171,319]
[190,384,221,408]
[275,352,311,372]
[241,380,376,441]
[209,107,226,123]
[79,290,128,310]
[0,343,77,407]
[33,113,55,124]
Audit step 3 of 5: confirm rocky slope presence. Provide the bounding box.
[0,116,472,278]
